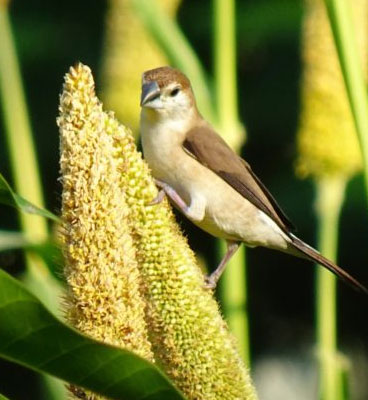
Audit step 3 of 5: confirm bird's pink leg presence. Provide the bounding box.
[147,188,166,205]
[149,179,199,220]
[204,240,240,289]
[150,180,239,288]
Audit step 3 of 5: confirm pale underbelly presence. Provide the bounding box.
[193,189,290,251]
[167,162,290,250]
[143,139,290,251]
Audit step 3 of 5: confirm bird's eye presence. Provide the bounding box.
[170,88,180,97]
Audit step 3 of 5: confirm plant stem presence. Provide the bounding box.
[220,244,250,366]
[0,4,65,399]
[214,0,244,150]
[315,177,347,400]
[214,0,250,365]
[0,4,46,236]
[323,0,368,205]
[0,0,60,304]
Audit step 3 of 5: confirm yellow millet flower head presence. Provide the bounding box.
[296,0,367,179]
[106,105,257,398]
[101,0,181,134]
[60,63,257,400]
[58,64,153,364]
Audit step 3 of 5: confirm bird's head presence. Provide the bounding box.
[140,66,197,121]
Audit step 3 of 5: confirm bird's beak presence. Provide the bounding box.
[140,81,162,108]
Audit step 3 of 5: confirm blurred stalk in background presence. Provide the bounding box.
[132,0,216,124]
[101,0,182,136]
[213,0,250,365]
[0,1,66,398]
[323,0,368,204]
[296,0,367,399]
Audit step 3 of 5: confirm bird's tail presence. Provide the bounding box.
[289,234,368,295]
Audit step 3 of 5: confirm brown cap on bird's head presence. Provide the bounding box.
[140,66,196,109]
[142,66,191,91]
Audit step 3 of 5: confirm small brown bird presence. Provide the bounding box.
[139,66,367,293]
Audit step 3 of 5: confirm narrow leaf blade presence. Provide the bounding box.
[0,230,28,252]
[0,232,64,283]
[0,173,59,223]
[0,269,185,400]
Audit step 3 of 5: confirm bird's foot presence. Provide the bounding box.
[147,189,166,206]
[147,179,168,206]
[203,274,218,290]
[203,241,241,290]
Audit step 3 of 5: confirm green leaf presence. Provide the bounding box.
[0,231,64,284]
[0,269,185,400]
[0,173,59,223]
[30,241,64,281]
[0,393,10,400]
[40,375,68,400]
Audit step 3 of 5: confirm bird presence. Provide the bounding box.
[139,65,367,294]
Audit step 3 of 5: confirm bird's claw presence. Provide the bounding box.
[147,189,166,206]
[203,275,217,290]
[147,179,168,206]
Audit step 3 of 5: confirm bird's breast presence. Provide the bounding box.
[141,116,193,198]
[140,115,289,250]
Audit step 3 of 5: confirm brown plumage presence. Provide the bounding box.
[143,66,191,91]
[182,124,367,294]
[140,66,368,294]
[183,125,295,233]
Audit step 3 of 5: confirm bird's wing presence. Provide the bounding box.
[182,124,295,233]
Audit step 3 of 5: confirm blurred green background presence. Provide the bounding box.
[0,0,367,399]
